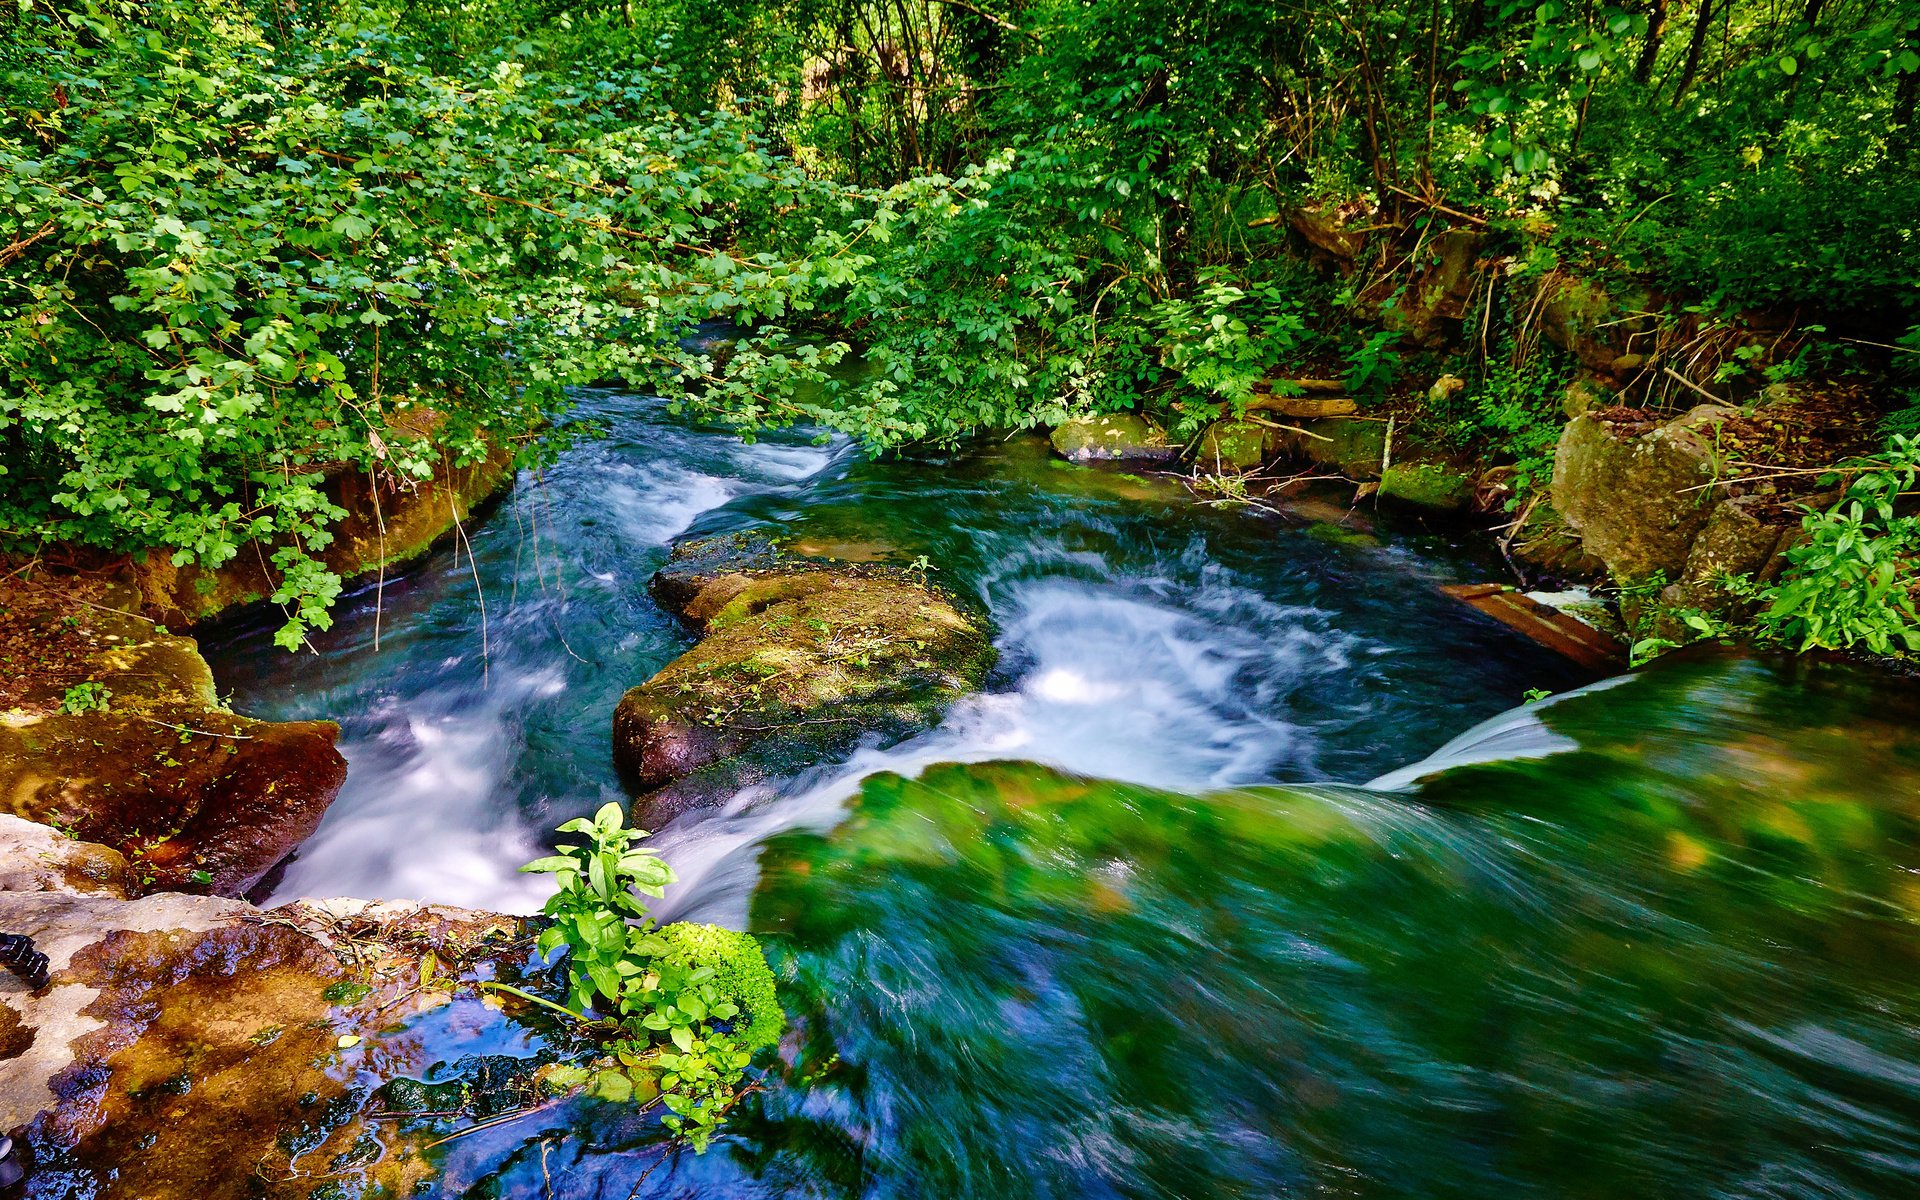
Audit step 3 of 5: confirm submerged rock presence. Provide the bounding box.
[0,579,345,896]
[0,858,531,1200]
[1048,414,1177,464]
[615,532,995,824]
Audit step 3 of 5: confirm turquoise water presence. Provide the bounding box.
[199,392,1920,1198]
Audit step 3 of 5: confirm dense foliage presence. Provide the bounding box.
[5,0,1918,643]
[517,802,784,1150]
[1,0,858,644]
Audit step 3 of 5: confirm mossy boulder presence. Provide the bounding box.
[126,431,517,628]
[1194,419,1272,472]
[617,533,996,824]
[1048,414,1177,464]
[1378,462,1474,510]
[0,579,346,896]
[1550,405,1737,580]
[1271,417,1391,480]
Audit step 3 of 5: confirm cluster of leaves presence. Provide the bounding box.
[1621,434,1920,663]
[0,0,869,646]
[1427,336,1573,503]
[1759,435,1920,655]
[58,680,110,714]
[519,802,785,1151]
[9,0,1920,651]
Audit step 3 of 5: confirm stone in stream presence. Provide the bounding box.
[614,531,996,825]
[0,832,534,1200]
[0,578,347,896]
[1047,413,1178,464]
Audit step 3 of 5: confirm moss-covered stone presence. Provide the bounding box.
[1378,462,1474,510]
[1048,413,1177,464]
[617,533,995,824]
[0,579,346,896]
[1271,417,1392,480]
[1193,419,1272,472]
[1551,405,1736,580]
[127,437,518,629]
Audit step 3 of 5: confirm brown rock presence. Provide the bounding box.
[1661,495,1800,611]
[0,581,345,896]
[617,534,995,823]
[1550,405,1737,581]
[0,887,529,1199]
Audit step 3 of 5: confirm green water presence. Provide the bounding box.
[196,395,1920,1198]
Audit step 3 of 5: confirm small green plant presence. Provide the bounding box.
[1344,329,1403,396]
[1758,435,1920,656]
[60,682,112,715]
[1432,345,1569,503]
[507,803,784,1151]
[1522,687,1552,703]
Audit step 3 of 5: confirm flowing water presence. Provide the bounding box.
[201,390,1920,1198]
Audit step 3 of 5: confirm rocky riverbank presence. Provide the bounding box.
[0,813,545,1199]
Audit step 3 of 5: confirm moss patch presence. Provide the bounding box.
[1048,414,1177,464]
[0,576,345,895]
[1378,462,1474,510]
[617,534,995,822]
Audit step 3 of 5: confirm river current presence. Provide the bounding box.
[202,390,1920,1198]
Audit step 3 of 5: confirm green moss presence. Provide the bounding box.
[1048,414,1175,463]
[1378,462,1473,509]
[1194,419,1270,472]
[653,922,785,1053]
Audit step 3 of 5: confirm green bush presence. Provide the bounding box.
[514,803,786,1151]
[1759,437,1920,656]
[651,922,785,1055]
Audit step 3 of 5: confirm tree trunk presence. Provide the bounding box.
[1671,0,1713,106]
[1634,0,1667,84]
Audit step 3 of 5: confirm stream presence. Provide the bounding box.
[202,390,1920,1198]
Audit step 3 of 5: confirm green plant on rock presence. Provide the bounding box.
[58,681,111,715]
[1432,343,1570,504]
[510,803,784,1152]
[1759,436,1920,656]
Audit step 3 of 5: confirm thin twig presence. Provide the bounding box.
[421,1100,564,1150]
[1662,365,1729,406]
[133,714,255,740]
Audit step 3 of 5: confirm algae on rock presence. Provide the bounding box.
[0,579,345,896]
[615,532,995,824]
[1048,414,1177,464]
